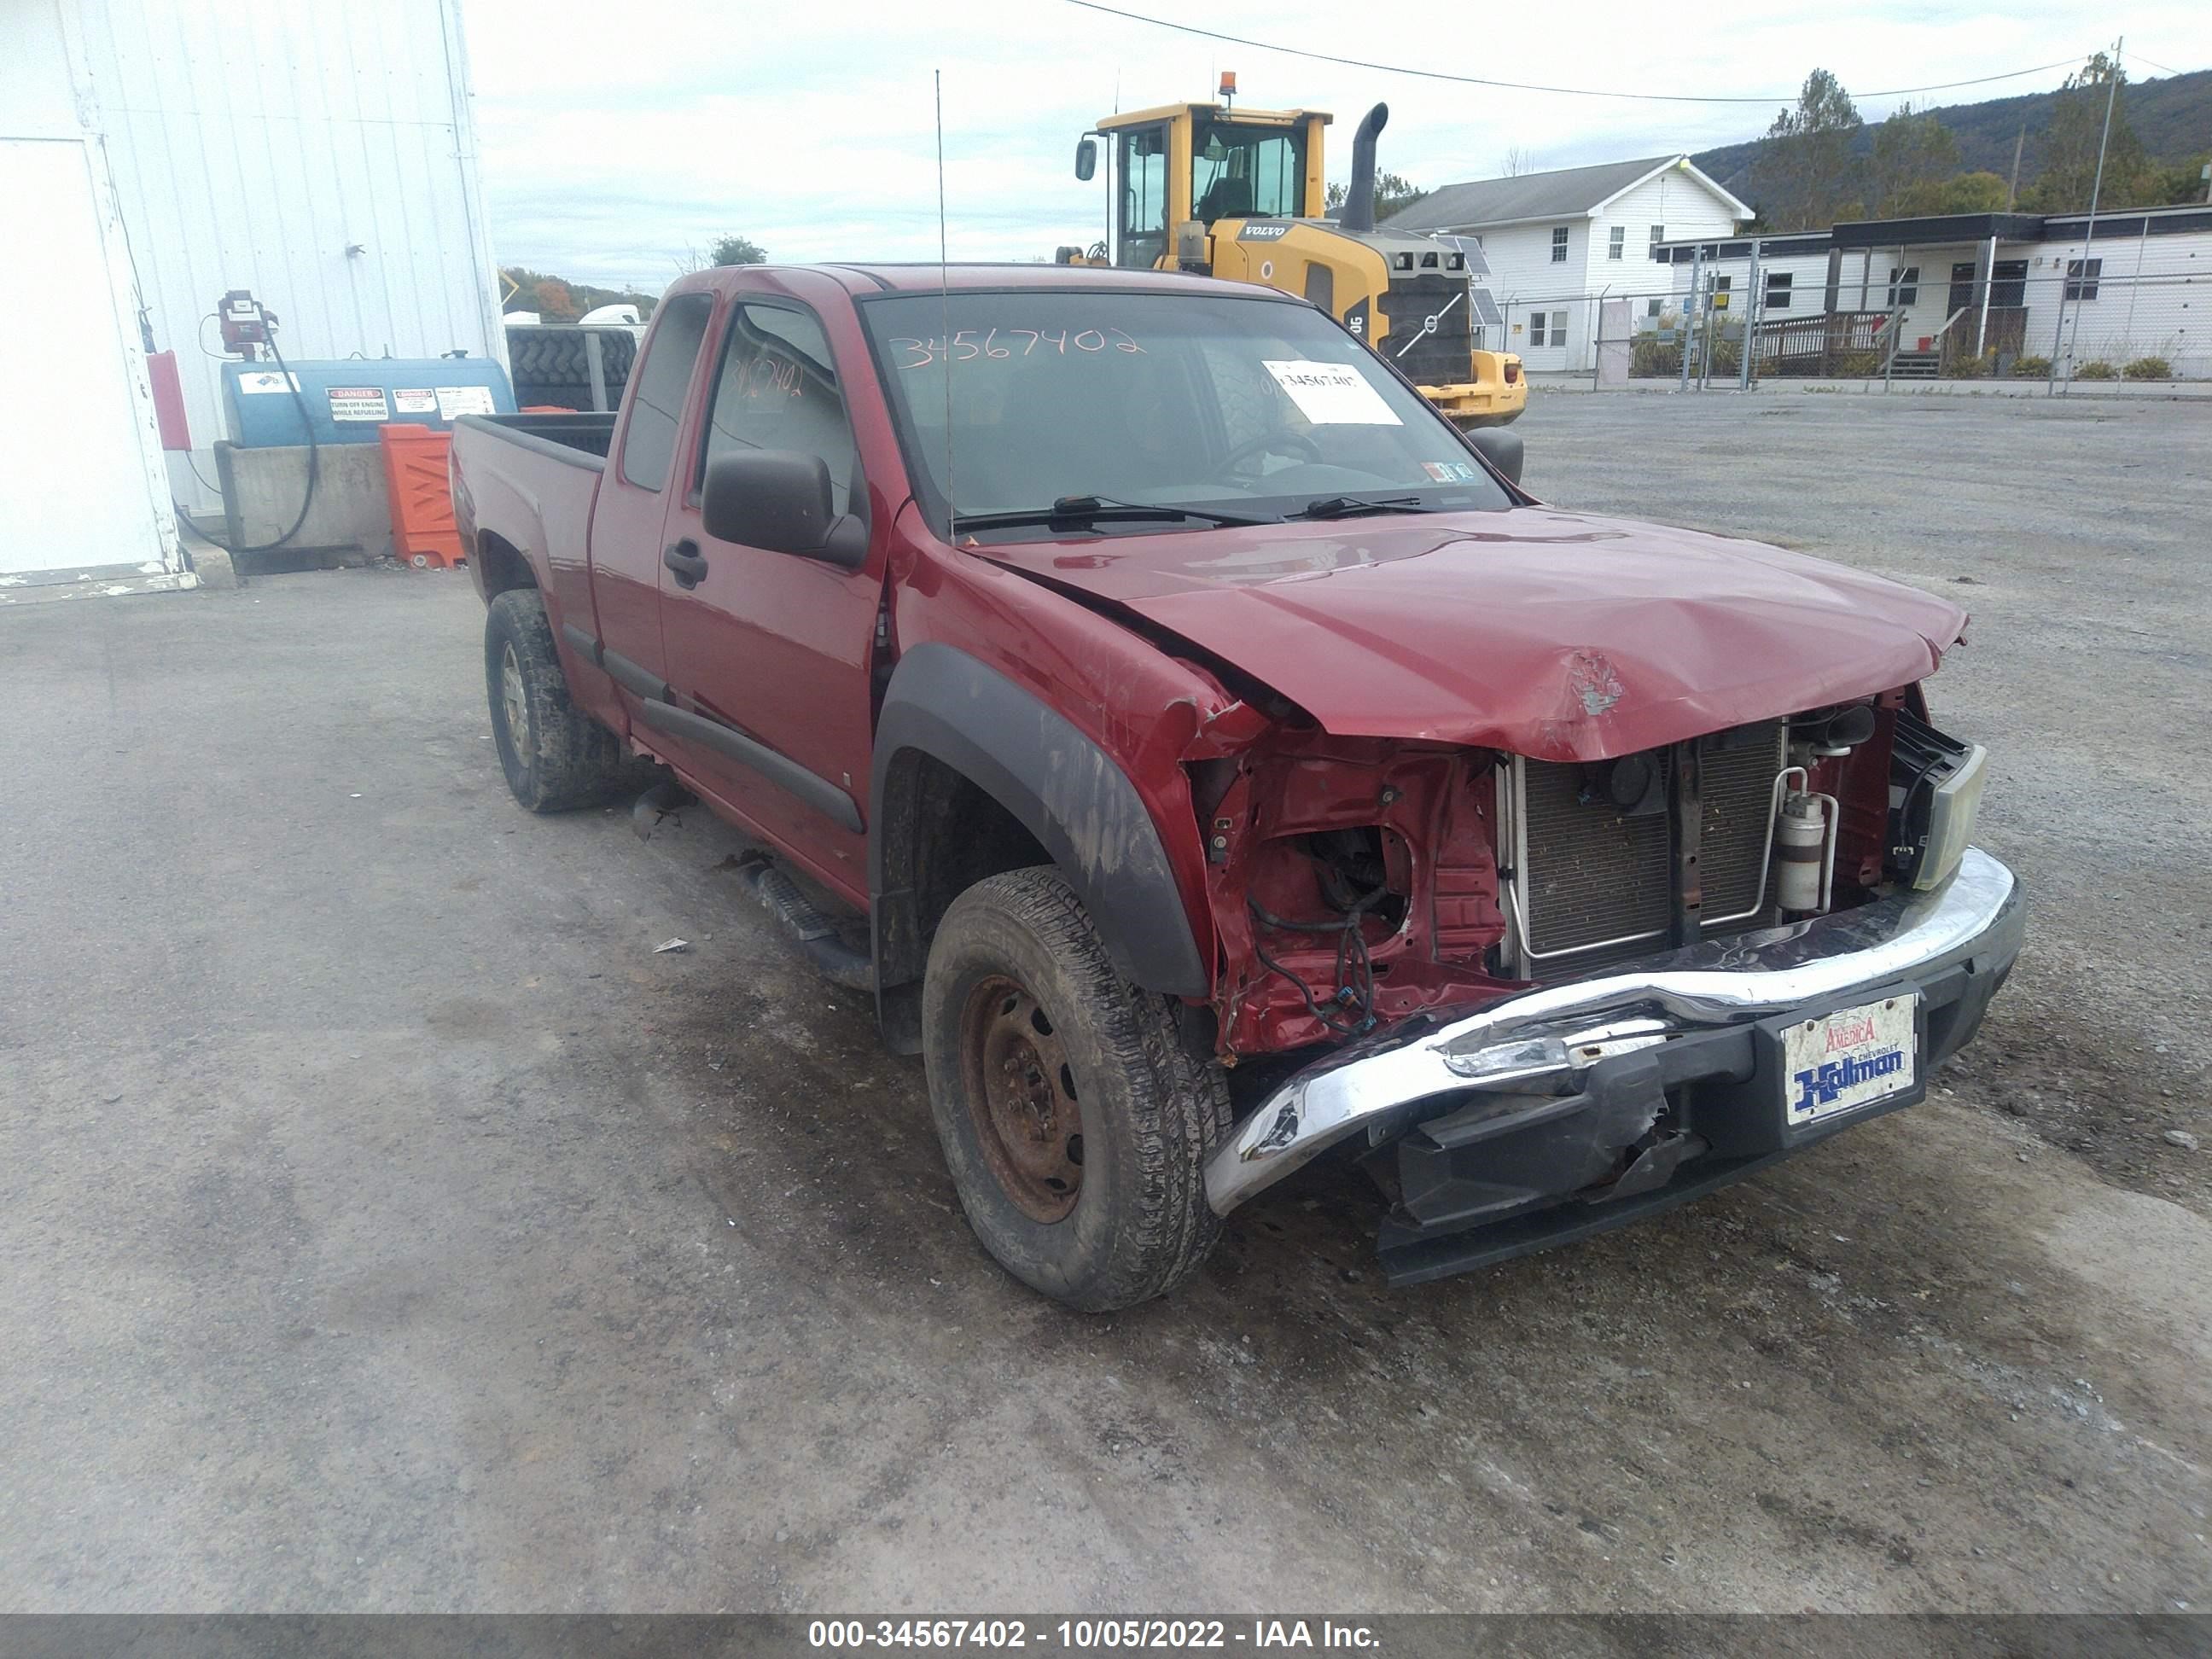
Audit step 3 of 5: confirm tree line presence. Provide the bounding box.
[500,235,767,323]
[1749,55,2211,230]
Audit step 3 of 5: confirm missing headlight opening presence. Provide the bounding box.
[1207,741,1510,1054]
[1246,826,1406,1039]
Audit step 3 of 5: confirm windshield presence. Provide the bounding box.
[1190,117,1305,221]
[859,291,1513,539]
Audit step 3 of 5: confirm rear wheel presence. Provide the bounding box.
[485,589,638,812]
[922,868,1231,1311]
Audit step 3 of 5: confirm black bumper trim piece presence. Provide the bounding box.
[1380,1144,1804,1287]
[1373,946,2011,1287]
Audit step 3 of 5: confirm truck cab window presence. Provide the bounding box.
[620,293,712,492]
[1117,125,1169,270]
[699,303,857,516]
[1190,119,1304,223]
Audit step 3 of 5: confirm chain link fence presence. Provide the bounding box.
[2000,264,2204,383]
[1496,260,2204,391]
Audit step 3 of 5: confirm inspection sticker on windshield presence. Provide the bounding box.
[1261,359,1401,425]
[1784,995,1918,1126]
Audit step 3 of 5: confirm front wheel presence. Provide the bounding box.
[921,868,1231,1311]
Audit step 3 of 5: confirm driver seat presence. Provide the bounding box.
[1196,177,1255,224]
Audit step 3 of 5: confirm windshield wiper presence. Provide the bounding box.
[1292,494,1437,521]
[952,494,1274,534]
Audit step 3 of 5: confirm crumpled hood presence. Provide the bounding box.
[979,508,1969,761]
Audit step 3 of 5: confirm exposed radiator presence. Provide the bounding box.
[1505,721,1787,979]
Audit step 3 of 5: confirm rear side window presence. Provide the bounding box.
[698,303,857,515]
[620,293,713,492]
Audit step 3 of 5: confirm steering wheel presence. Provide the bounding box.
[1221,428,1324,477]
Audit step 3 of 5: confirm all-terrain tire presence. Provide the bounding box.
[921,867,1232,1312]
[505,327,635,410]
[485,589,637,812]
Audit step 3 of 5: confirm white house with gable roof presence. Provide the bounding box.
[1386,154,1751,373]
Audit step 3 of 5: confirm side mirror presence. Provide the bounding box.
[701,450,867,568]
[1464,428,1524,487]
[1074,137,1098,182]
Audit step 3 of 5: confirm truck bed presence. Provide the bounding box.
[457,411,615,466]
[452,411,612,617]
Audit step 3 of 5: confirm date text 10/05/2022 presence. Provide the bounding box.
[806,1618,1381,1650]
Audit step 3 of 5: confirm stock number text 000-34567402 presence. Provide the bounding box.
[888,328,1145,370]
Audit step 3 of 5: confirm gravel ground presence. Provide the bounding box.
[1522,390,2212,1214]
[1,392,2206,1615]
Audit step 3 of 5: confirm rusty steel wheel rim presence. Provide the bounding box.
[500,642,530,754]
[959,974,1085,1224]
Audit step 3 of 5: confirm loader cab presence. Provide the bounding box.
[1093,102,1330,271]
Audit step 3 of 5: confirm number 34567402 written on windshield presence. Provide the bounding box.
[889,329,1145,370]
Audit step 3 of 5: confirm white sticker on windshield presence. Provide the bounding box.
[1261,359,1401,426]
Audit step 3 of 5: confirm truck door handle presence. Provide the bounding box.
[663,539,709,588]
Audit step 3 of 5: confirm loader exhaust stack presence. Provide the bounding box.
[1340,102,1390,233]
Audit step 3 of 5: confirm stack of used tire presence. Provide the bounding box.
[506,324,637,410]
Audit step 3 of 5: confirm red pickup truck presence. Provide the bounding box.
[451,261,2021,1309]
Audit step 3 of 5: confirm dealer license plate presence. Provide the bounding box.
[1783,995,1918,1126]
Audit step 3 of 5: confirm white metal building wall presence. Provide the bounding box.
[59,0,507,511]
[1,0,183,589]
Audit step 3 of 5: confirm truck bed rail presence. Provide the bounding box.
[457,411,613,469]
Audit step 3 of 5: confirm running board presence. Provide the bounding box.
[737,859,876,992]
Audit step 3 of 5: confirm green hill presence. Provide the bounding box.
[1691,67,2212,212]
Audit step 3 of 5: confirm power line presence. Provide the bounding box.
[1061,0,2087,106]
[2122,48,2195,78]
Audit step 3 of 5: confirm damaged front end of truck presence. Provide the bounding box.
[1174,662,2017,1284]
[974,509,2023,1283]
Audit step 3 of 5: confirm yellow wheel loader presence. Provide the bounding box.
[1062,95,1524,428]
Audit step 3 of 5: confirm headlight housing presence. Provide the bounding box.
[1889,709,1988,890]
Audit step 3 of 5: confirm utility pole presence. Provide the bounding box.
[1974,233,1995,360]
[2005,126,2025,212]
[1739,239,1761,391]
[2060,37,2124,392]
[1679,245,1703,393]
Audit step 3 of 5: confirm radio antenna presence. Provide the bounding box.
[935,69,955,540]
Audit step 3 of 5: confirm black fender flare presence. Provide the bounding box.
[870,641,1208,999]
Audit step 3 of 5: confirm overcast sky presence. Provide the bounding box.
[461,0,2211,293]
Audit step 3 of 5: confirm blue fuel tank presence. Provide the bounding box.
[222,358,516,447]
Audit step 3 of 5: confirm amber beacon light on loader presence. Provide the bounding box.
[1062,80,1524,428]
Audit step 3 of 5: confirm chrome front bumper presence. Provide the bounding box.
[1204,847,2023,1216]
